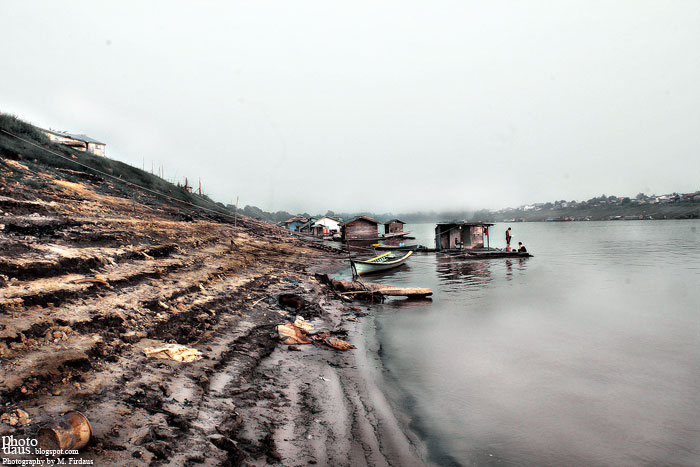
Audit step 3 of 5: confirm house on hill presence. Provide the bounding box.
[281,216,308,232]
[341,216,379,240]
[43,129,106,156]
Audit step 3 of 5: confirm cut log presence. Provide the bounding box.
[329,278,432,298]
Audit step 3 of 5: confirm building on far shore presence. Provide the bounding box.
[43,129,106,156]
[341,216,379,240]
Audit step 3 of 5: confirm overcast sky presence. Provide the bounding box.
[1,1,699,213]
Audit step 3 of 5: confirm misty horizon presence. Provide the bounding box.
[2,1,698,213]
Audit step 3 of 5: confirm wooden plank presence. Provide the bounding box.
[329,278,432,297]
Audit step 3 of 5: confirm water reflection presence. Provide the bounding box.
[435,255,492,291]
[374,221,700,467]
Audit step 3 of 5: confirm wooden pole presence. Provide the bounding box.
[234,195,239,228]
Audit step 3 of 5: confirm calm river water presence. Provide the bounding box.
[364,221,700,466]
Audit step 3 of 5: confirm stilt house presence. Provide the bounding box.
[384,219,406,235]
[341,216,379,240]
[434,222,494,250]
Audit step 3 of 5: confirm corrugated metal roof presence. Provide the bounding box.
[44,128,105,145]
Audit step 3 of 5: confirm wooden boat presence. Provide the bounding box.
[465,250,533,259]
[371,243,418,251]
[350,251,413,275]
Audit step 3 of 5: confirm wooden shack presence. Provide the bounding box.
[341,216,380,241]
[434,222,494,250]
[384,219,406,234]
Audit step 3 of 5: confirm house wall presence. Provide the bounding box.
[385,222,404,234]
[87,143,106,156]
[45,132,86,150]
[313,217,340,232]
[465,226,484,249]
[343,219,378,239]
[436,225,485,249]
[287,221,303,231]
[45,132,105,156]
[436,225,462,249]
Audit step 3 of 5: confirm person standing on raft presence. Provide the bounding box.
[505,227,512,251]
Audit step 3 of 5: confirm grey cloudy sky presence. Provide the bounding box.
[1,1,699,213]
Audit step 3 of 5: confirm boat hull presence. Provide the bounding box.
[351,251,413,275]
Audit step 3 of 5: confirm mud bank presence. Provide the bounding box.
[235,289,427,467]
[0,157,425,466]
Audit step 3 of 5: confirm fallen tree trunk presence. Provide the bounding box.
[329,278,432,298]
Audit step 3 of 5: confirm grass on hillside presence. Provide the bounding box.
[0,113,236,221]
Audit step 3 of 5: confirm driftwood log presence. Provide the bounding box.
[329,278,432,298]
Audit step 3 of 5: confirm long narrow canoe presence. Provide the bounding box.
[350,251,413,275]
[465,250,533,259]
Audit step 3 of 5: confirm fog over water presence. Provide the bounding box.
[365,221,700,466]
[1,1,699,212]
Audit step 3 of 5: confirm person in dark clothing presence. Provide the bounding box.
[505,227,512,250]
[518,242,527,253]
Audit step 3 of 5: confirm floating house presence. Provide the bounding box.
[384,219,406,235]
[341,216,380,241]
[43,129,106,156]
[434,222,494,250]
[281,216,309,232]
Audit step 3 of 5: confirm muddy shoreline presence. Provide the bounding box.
[0,158,425,466]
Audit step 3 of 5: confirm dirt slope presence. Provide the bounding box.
[0,156,354,465]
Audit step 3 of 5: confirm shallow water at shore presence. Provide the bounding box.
[365,220,700,466]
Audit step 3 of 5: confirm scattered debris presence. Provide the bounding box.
[144,343,203,362]
[0,408,31,426]
[325,336,356,351]
[37,411,92,452]
[293,315,314,333]
[278,293,307,310]
[331,277,432,298]
[276,322,311,345]
[250,296,267,308]
[73,275,110,287]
